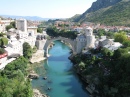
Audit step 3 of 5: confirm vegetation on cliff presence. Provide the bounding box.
[72,48,130,96]
[87,1,130,26]
[0,56,33,97]
[0,42,34,97]
[71,0,130,26]
[71,32,130,96]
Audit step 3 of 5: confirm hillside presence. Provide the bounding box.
[72,0,130,26]
[87,0,122,13]
[68,14,81,22]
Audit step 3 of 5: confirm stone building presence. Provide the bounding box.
[16,19,27,32]
[27,26,37,35]
[76,27,95,53]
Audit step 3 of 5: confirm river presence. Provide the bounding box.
[32,40,89,97]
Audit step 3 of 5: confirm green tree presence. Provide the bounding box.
[5,21,15,31]
[23,42,32,59]
[0,32,6,37]
[97,29,106,37]
[0,48,5,54]
[0,37,8,47]
[0,56,33,97]
[33,46,37,53]
[79,62,86,70]
[114,32,127,43]
[101,48,112,57]
[10,21,16,28]
[37,27,42,33]
[107,32,114,39]
[123,40,130,47]
[6,25,13,31]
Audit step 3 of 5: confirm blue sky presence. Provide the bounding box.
[0,0,96,18]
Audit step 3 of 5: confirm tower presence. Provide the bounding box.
[16,19,27,32]
[76,34,86,53]
[85,27,95,48]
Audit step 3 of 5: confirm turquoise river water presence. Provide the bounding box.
[32,40,89,97]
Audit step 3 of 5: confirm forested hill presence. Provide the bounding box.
[71,0,130,26]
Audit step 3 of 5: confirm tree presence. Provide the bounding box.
[101,48,112,57]
[37,28,42,33]
[0,55,32,97]
[79,62,86,69]
[0,37,8,47]
[107,32,114,39]
[6,25,13,31]
[0,48,5,54]
[97,29,106,37]
[33,46,37,53]
[23,42,32,59]
[5,21,16,31]
[113,48,128,59]
[114,32,127,43]
[10,21,16,28]
[0,33,6,37]
[123,40,130,47]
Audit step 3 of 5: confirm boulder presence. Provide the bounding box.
[28,73,39,79]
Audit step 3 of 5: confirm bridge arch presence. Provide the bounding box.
[43,37,76,57]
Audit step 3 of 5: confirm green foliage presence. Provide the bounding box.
[107,32,114,39]
[79,62,86,69]
[46,27,77,39]
[0,37,8,47]
[0,48,5,54]
[123,40,130,47]
[77,1,130,26]
[10,21,15,28]
[101,48,113,57]
[23,42,33,59]
[32,46,37,53]
[96,29,114,38]
[0,56,33,97]
[113,48,128,59]
[97,29,106,37]
[6,25,13,31]
[0,32,6,37]
[114,32,127,43]
[71,46,130,96]
[37,27,42,33]
[6,21,15,31]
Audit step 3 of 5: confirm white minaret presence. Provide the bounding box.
[16,19,27,32]
[85,27,95,48]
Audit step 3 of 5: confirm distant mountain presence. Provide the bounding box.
[71,0,130,26]
[0,15,57,21]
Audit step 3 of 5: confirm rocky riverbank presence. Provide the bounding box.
[33,89,48,97]
[30,50,46,64]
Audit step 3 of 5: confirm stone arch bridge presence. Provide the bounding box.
[43,37,77,57]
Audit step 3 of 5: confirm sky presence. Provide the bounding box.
[0,0,96,18]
